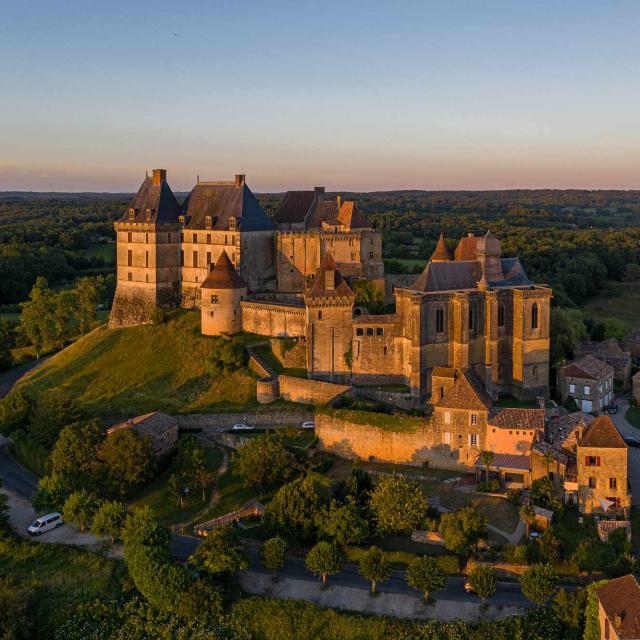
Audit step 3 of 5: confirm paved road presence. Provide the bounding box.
[608,396,640,505]
[0,442,38,497]
[0,358,48,399]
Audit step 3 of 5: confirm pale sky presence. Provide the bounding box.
[1,0,639,192]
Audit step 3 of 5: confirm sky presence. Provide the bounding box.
[1,0,639,192]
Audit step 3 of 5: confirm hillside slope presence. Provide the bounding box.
[18,311,259,417]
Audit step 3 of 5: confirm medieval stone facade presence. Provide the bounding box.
[111,169,552,401]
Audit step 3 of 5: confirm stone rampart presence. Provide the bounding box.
[278,375,350,405]
[241,300,306,337]
[174,410,313,430]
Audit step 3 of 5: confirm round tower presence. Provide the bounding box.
[201,252,247,335]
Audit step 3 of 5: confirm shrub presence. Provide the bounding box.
[468,565,497,601]
[520,563,558,605]
[369,474,426,534]
[260,536,288,574]
[63,490,99,532]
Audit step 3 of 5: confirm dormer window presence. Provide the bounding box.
[205,216,212,230]
[146,209,152,221]
[178,215,185,227]
[128,208,135,221]
[228,217,236,230]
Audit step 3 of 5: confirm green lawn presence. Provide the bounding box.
[0,535,123,631]
[626,406,640,428]
[16,310,262,417]
[581,281,640,329]
[129,446,224,527]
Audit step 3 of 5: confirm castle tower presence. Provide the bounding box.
[200,252,247,336]
[304,252,355,383]
[476,230,503,282]
[110,169,181,327]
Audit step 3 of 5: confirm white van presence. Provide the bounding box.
[27,512,63,536]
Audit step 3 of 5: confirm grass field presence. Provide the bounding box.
[129,447,224,527]
[581,281,640,329]
[16,310,262,417]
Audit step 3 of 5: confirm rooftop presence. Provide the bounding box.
[488,408,545,431]
[201,252,247,290]
[436,369,491,411]
[596,575,640,639]
[561,354,614,381]
[578,415,627,449]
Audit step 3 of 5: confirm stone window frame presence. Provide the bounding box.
[444,411,451,425]
[588,476,597,489]
[531,302,539,330]
[229,217,237,230]
[469,433,478,447]
[356,328,364,336]
[205,216,212,230]
[435,306,445,334]
[498,301,505,327]
[443,431,451,445]
[128,208,135,220]
[470,413,478,425]
[210,295,219,304]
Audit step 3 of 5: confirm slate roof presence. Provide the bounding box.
[109,411,178,439]
[578,415,627,449]
[596,575,640,639]
[305,197,370,230]
[201,252,247,290]
[182,182,275,231]
[436,369,491,411]
[475,453,530,471]
[489,408,545,431]
[430,233,452,262]
[562,354,614,381]
[305,252,354,299]
[121,176,181,224]
[575,339,631,372]
[276,190,316,224]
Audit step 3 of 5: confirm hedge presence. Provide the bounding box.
[315,406,428,433]
[343,546,459,575]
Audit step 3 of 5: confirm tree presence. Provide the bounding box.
[603,317,626,341]
[520,563,558,605]
[19,277,56,357]
[438,507,487,555]
[50,419,103,490]
[30,388,81,447]
[265,474,328,542]
[0,391,33,435]
[342,467,373,507]
[624,263,640,282]
[479,450,494,483]
[553,587,587,635]
[468,565,497,601]
[52,289,75,346]
[260,536,288,574]
[369,474,426,534]
[538,528,563,564]
[63,490,99,532]
[32,472,67,512]
[191,524,249,575]
[233,433,293,492]
[406,556,446,602]
[519,504,537,538]
[305,541,343,587]
[207,337,245,374]
[0,341,11,372]
[530,476,562,512]
[190,448,215,502]
[351,279,385,314]
[97,428,154,497]
[359,545,391,594]
[168,473,186,507]
[91,500,127,543]
[316,499,369,546]
[74,276,105,335]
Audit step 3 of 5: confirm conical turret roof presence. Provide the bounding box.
[201,252,247,290]
[430,233,451,262]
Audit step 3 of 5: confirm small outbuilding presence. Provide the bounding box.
[107,411,179,455]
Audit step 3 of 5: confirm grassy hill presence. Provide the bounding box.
[18,310,262,418]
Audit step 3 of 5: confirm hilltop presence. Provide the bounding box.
[17,310,261,418]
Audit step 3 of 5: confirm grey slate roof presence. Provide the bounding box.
[475,453,530,471]
[276,190,316,224]
[121,177,181,224]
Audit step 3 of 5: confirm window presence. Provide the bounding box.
[468,306,474,331]
[205,216,212,229]
[232,236,236,246]
[128,231,132,243]
[531,302,539,330]
[383,346,387,355]
[609,478,617,490]
[210,295,218,304]
[443,432,451,445]
[376,328,383,336]
[193,252,198,268]
[498,302,505,327]
[366,328,373,336]
[318,310,322,320]
[532,366,537,380]
[588,477,596,489]
[444,411,451,425]
[584,385,591,395]
[192,233,197,243]
[356,328,363,336]
[146,209,151,221]
[585,456,601,467]
[180,250,184,266]
[207,252,211,266]
[471,413,478,425]
[469,434,478,447]
[127,272,132,281]
[569,383,576,393]
[369,251,374,259]
[207,233,211,244]
[436,307,445,333]
[180,232,184,242]
[145,251,149,268]
[128,208,135,220]
[229,217,236,230]
[127,249,133,266]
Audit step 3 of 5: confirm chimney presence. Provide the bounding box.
[235,174,245,187]
[468,232,474,237]
[336,195,342,208]
[152,169,167,186]
[314,186,325,198]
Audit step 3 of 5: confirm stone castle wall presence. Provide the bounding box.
[278,375,350,405]
[241,301,306,337]
[174,410,313,430]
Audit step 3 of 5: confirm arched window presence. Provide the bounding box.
[498,302,505,327]
[436,307,445,334]
[531,302,539,330]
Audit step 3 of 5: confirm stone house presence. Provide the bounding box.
[107,411,179,456]
[623,329,640,365]
[596,574,640,640]
[575,339,632,391]
[557,355,614,413]
[576,415,630,515]
[633,371,640,407]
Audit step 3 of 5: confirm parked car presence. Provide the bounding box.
[606,403,618,415]
[301,421,315,429]
[625,436,640,448]
[28,512,63,536]
[232,423,253,431]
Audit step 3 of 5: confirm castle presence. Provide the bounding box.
[111,169,552,401]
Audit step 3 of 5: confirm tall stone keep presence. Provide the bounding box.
[200,252,247,335]
[110,169,181,326]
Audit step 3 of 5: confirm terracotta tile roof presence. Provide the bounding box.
[121,176,181,224]
[475,453,530,471]
[276,190,316,224]
[575,339,631,372]
[547,411,595,451]
[489,408,544,431]
[436,369,491,411]
[337,200,370,229]
[531,441,569,466]
[596,575,640,639]
[305,252,354,299]
[182,181,275,231]
[455,235,479,261]
[201,252,247,290]
[578,415,627,449]
[430,233,452,262]
[562,354,614,381]
[305,198,341,229]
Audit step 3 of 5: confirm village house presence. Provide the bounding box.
[557,354,614,413]
[596,574,640,640]
[107,411,179,456]
[575,338,632,391]
[623,329,640,364]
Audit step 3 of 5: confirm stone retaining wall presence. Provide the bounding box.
[174,410,313,430]
[279,375,350,405]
